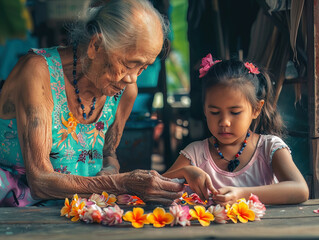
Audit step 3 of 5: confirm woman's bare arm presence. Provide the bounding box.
[10,56,182,204]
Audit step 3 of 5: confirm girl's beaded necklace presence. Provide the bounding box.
[213,131,251,172]
[72,42,96,120]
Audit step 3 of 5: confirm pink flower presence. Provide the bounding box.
[247,194,266,220]
[117,194,133,205]
[189,193,207,205]
[314,208,319,214]
[81,204,103,223]
[208,204,229,224]
[199,54,221,78]
[248,194,260,203]
[169,205,191,227]
[101,205,124,226]
[244,62,260,74]
[88,193,108,208]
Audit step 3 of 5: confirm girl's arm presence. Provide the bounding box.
[214,148,309,205]
[163,154,218,200]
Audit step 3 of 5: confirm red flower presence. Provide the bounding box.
[95,121,104,131]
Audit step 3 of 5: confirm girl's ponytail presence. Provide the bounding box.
[251,70,285,137]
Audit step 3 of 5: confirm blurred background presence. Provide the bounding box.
[0,0,316,196]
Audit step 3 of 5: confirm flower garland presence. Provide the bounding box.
[61,192,266,228]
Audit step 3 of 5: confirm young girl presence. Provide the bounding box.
[163,54,309,205]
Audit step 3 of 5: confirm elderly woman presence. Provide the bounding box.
[0,0,183,207]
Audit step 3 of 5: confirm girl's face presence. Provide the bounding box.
[204,85,262,145]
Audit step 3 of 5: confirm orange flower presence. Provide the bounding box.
[129,196,146,205]
[226,204,238,223]
[58,112,79,146]
[189,205,215,227]
[123,207,149,228]
[180,192,196,205]
[60,194,80,218]
[62,112,79,133]
[147,207,174,228]
[60,198,72,218]
[102,191,117,206]
[232,201,255,223]
[69,200,86,222]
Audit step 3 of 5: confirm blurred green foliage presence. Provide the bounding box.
[166,0,189,94]
[0,0,29,44]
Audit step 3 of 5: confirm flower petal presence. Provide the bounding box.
[123,211,134,222]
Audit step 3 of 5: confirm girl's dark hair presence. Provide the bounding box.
[201,59,285,137]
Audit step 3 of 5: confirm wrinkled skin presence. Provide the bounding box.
[123,170,184,205]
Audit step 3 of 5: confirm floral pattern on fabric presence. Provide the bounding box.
[0,47,123,206]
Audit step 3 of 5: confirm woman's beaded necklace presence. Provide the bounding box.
[72,42,96,120]
[213,131,251,172]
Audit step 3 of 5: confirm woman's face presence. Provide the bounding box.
[204,85,261,146]
[84,32,163,97]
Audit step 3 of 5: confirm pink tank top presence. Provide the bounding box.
[180,135,290,189]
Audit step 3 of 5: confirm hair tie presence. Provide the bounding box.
[199,53,221,78]
[244,62,260,74]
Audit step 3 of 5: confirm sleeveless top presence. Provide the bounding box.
[0,47,123,177]
[180,135,290,189]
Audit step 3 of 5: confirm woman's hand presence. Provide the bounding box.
[212,186,244,206]
[182,166,218,201]
[121,170,184,205]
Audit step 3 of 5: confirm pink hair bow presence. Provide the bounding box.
[199,54,221,78]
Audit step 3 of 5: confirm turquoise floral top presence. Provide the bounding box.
[0,47,123,177]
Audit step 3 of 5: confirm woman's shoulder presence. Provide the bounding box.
[7,53,52,102]
[13,53,50,84]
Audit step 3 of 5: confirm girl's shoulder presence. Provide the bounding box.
[180,139,209,166]
[258,134,288,147]
[182,139,208,152]
[257,134,290,162]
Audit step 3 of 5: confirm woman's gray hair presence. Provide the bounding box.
[69,0,169,53]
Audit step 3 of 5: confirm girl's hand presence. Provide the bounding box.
[213,186,244,206]
[183,166,218,201]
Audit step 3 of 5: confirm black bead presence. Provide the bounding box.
[77,97,81,103]
[75,89,79,94]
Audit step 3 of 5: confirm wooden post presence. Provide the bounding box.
[307,0,319,198]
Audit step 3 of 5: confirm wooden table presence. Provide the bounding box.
[0,199,319,240]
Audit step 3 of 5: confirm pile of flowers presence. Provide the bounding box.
[60,192,266,228]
